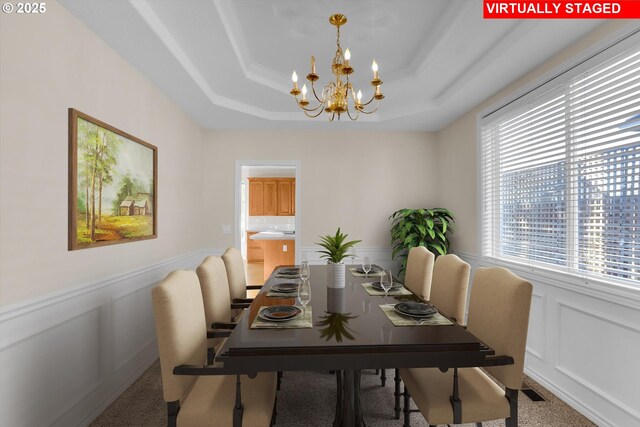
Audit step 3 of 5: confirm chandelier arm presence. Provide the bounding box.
[358,102,380,115]
[294,96,325,112]
[346,104,360,121]
[309,81,325,103]
[303,108,325,118]
[360,93,378,107]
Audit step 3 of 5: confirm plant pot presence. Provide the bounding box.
[327,262,346,288]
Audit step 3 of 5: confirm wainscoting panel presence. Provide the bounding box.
[458,252,640,427]
[526,292,546,362]
[0,249,217,427]
[0,308,101,427]
[112,286,156,372]
[557,301,640,421]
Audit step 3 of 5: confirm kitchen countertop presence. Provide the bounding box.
[249,231,296,240]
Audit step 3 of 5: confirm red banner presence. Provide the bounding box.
[484,0,640,18]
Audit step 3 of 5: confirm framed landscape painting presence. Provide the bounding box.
[69,108,157,250]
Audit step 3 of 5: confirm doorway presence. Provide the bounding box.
[235,160,300,285]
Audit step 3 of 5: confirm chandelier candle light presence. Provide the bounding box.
[290,13,384,121]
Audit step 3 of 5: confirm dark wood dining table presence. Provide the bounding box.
[215,264,512,427]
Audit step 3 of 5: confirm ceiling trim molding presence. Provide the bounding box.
[213,0,291,95]
[407,0,473,80]
[129,0,283,120]
[434,20,535,103]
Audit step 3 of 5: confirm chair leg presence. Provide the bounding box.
[505,388,519,427]
[476,423,483,427]
[394,368,402,419]
[270,396,277,426]
[403,383,411,427]
[167,401,179,427]
[207,347,214,365]
[380,368,387,386]
[277,371,283,390]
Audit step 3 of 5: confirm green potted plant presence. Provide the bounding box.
[389,208,455,277]
[317,228,361,288]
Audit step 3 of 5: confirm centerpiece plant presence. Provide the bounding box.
[317,228,361,288]
[389,208,455,277]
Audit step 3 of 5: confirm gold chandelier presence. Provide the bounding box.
[289,13,384,121]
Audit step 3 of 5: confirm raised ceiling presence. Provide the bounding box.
[60,0,603,131]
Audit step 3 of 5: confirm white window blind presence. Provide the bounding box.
[481,41,640,285]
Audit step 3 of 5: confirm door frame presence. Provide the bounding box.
[234,160,301,263]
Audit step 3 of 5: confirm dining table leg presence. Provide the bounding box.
[333,369,366,427]
[333,371,343,427]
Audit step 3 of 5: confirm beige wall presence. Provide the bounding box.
[203,130,438,249]
[0,2,206,305]
[436,20,635,255]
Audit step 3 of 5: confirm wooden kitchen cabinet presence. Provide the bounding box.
[278,180,293,216]
[246,231,264,262]
[248,177,296,216]
[263,181,278,215]
[248,180,264,216]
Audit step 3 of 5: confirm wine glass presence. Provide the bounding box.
[297,279,311,317]
[380,270,393,298]
[300,261,310,281]
[363,257,372,280]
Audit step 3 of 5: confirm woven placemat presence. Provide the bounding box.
[361,282,412,296]
[266,290,299,297]
[348,267,385,277]
[379,304,453,327]
[251,306,313,329]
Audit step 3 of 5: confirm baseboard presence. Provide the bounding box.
[75,345,159,427]
[525,367,612,427]
[0,248,224,427]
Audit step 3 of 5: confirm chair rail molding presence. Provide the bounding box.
[0,248,224,427]
[456,251,640,427]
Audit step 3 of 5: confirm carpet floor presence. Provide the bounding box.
[90,361,595,426]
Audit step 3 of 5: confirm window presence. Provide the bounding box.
[481,39,640,285]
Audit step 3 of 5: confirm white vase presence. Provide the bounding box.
[327,262,346,288]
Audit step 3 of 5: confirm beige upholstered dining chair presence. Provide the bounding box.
[391,253,471,419]
[429,254,470,325]
[196,256,240,363]
[380,247,435,387]
[404,246,435,300]
[222,247,262,303]
[152,270,277,427]
[399,267,532,427]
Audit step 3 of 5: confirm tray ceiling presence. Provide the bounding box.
[60,0,603,131]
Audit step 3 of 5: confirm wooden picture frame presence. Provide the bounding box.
[68,108,157,250]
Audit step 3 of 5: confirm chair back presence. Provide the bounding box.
[152,270,207,403]
[467,267,532,390]
[404,246,435,300]
[196,256,232,325]
[429,254,470,325]
[222,247,247,301]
